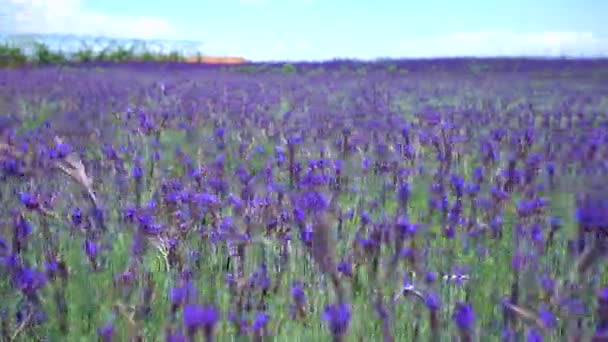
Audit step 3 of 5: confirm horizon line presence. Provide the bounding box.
[2,33,608,63]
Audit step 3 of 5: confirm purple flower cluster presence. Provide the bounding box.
[0,58,607,340]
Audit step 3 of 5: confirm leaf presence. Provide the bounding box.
[503,302,548,333]
[53,136,99,208]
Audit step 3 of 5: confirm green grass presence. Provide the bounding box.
[2,66,607,341]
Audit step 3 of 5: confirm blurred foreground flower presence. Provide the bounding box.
[183,304,219,341]
[322,303,351,342]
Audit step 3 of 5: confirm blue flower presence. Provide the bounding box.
[19,192,39,210]
[425,271,438,284]
[97,320,114,342]
[598,287,608,303]
[84,239,98,259]
[131,163,143,179]
[450,174,464,197]
[169,287,185,308]
[337,261,352,277]
[425,292,441,311]
[297,191,328,212]
[526,328,543,342]
[14,215,32,241]
[453,302,475,331]
[251,312,270,331]
[539,309,556,329]
[166,330,186,342]
[291,280,306,303]
[71,207,83,226]
[397,182,409,204]
[14,268,48,295]
[322,303,351,336]
[360,212,371,225]
[183,304,220,335]
[49,141,71,159]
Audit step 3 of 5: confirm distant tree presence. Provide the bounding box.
[0,43,27,67]
[282,63,296,74]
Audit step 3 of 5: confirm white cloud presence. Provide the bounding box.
[4,0,176,40]
[238,0,315,6]
[398,31,607,57]
[243,31,608,62]
[238,0,271,5]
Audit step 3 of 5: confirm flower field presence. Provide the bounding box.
[1,58,608,341]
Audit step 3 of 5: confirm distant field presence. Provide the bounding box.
[183,56,250,64]
[1,58,608,341]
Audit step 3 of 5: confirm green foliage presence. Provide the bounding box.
[308,66,326,76]
[468,62,491,75]
[0,37,191,67]
[282,63,297,74]
[232,64,260,74]
[32,42,67,65]
[0,42,28,67]
[108,44,135,62]
[73,42,96,63]
[356,66,367,76]
[161,50,185,62]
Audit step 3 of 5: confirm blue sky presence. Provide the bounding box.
[3,0,607,61]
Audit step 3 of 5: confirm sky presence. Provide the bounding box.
[2,0,607,61]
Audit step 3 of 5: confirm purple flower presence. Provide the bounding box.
[19,192,39,210]
[0,243,8,261]
[291,280,306,303]
[550,217,562,231]
[344,208,354,220]
[337,261,352,277]
[1,253,20,269]
[183,304,220,336]
[193,193,218,211]
[396,215,416,237]
[360,212,371,225]
[50,141,71,159]
[511,254,526,271]
[397,182,409,205]
[131,161,143,179]
[400,247,413,259]
[539,309,556,329]
[576,197,608,230]
[14,268,48,295]
[322,303,351,336]
[71,207,83,226]
[473,166,484,184]
[84,239,98,259]
[123,206,138,222]
[501,327,516,340]
[546,161,555,176]
[299,226,313,244]
[252,264,271,292]
[166,330,186,342]
[298,191,329,212]
[450,174,464,197]
[453,302,475,331]
[466,183,480,196]
[215,127,225,139]
[527,328,543,342]
[169,287,185,309]
[14,215,32,242]
[425,292,441,311]
[540,275,555,295]
[251,312,270,331]
[98,320,114,342]
[598,288,608,303]
[425,271,438,284]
